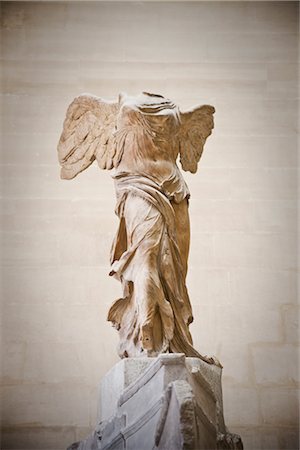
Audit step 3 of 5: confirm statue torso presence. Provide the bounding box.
[114,93,190,203]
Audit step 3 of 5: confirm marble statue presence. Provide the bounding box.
[57,92,215,364]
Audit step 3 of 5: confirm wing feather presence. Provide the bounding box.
[57,94,119,179]
[178,104,215,174]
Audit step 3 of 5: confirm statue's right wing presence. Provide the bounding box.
[57,94,119,180]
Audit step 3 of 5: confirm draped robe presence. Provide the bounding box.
[107,94,201,358]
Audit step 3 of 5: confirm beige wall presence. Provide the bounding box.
[1,1,299,449]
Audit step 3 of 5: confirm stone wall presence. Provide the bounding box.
[1,1,298,449]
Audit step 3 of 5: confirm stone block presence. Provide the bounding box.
[1,342,26,383]
[230,268,297,309]
[223,387,260,427]
[57,230,112,267]
[1,230,60,267]
[1,425,76,450]
[206,31,298,63]
[261,430,279,450]
[252,344,299,385]
[260,388,299,426]
[229,168,297,201]
[267,63,298,99]
[213,303,281,345]
[2,384,91,427]
[253,2,298,33]
[254,200,296,233]
[215,97,297,137]
[214,231,296,270]
[191,300,282,359]
[99,357,153,422]
[187,168,231,201]
[1,163,114,201]
[72,354,242,450]
[189,304,220,357]
[73,339,120,386]
[188,232,215,269]
[219,343,250,386]
[187,268,230,307]
[205,135,297,169]
[282,304,299,344]
[1,205,117,236]
[190,200,257,233]
[1,265,119,308]
[21,342,86,384]
[277,428,300,450]
[3,302,62,344]
[57,303,115,346]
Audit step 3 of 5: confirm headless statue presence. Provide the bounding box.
[58,92,217,364]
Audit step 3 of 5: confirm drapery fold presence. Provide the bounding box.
[107,173,202,359]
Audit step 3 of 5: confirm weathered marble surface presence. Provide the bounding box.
[68,354,243,450]
[58,92,215,362]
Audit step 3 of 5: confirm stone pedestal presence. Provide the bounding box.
[68,354,243,450]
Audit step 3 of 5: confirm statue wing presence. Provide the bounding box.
[178,104,215,173]
[57,94,119,180]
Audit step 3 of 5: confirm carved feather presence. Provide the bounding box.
[178,104,215,174]
[57,94,119,179]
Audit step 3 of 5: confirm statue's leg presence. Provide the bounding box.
[122,194,173,355]
[171,198,190,279]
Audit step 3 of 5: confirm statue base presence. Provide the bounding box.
[68,354,243,450]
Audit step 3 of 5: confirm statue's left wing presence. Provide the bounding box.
[57,94,119,180]
[178,104,215,174]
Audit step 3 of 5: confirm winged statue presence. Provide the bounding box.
[57,91,216,364]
